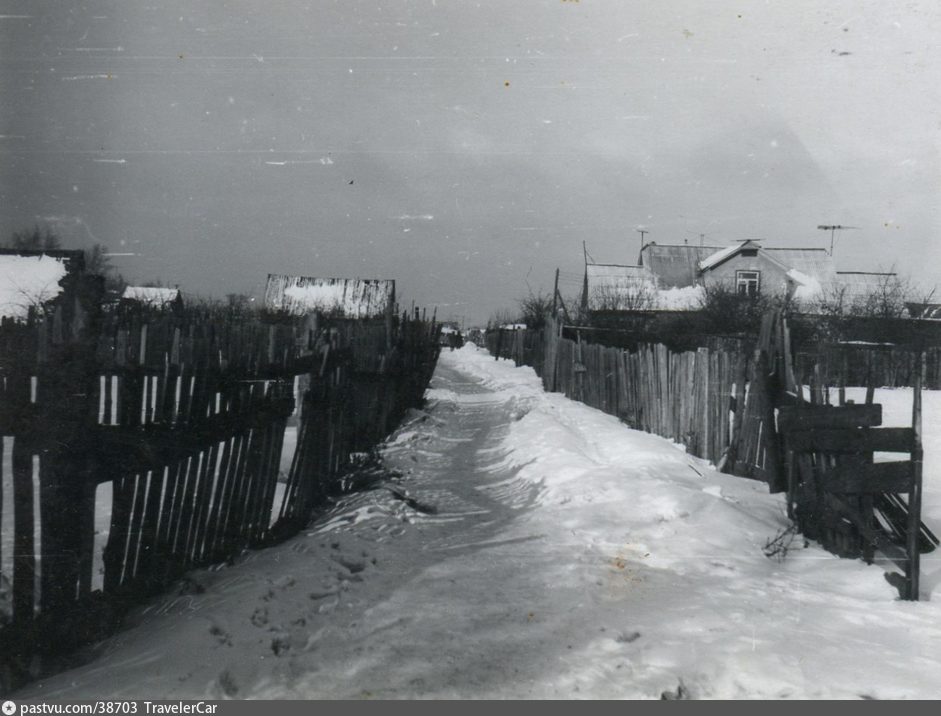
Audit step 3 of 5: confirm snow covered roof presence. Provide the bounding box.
[0,253,70,320]
[122,286,182,307]
[264,274,395,318]
[697,243,748,272]
[586,263,652,282]
[640,244,721,288]
[585,264,657,311]
[586,264,655,290]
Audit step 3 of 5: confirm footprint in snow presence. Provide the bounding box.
[216,669,239,698]
[330,554,366,573]
[250,606,268,627]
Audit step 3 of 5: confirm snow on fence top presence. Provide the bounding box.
[0,253,69,320]
[121,286,182,307]
[264,274,395,319]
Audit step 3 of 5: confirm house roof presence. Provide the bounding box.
[764,248,835,283]
[0,253,70,320]
[640,244,722,288]
[586,263,654,286]
[697,242,755,272]
[122,286,182,306]
[585,263,705,311]
[264,274,395,318]
[585,264,657,311]
[695,242,836,286]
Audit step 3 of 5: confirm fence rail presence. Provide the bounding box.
[0,303,439,691]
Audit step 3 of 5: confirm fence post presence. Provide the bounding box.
[906,352,924,600]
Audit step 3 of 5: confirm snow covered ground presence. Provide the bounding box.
[11,345,941,699]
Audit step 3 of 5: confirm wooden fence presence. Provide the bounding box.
[0,302,439,691]
[796,344,941,390]
[487,321,746,466]
[487,316,935,599]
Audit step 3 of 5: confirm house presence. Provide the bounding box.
[581,262,703,313]
[264,275,395,319]
[0,248,85,321]
[121,286,184,312]
[586,239,897,316]
[638,240,835,298]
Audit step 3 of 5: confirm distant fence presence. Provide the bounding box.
[0,302,439,690]
[796,344,941,390]
[487,321,747,467]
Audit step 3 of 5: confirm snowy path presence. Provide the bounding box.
[17,346,941,699]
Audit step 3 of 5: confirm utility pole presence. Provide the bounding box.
[552,267,560,314]
[817,225,860,256]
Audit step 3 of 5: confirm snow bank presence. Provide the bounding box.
[450,348,941,698]
[656,284,704,310]
[0,254,68,319]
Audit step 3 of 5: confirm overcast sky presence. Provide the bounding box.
[2,1,939,324]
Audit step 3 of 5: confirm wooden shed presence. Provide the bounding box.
[264,275,396,319]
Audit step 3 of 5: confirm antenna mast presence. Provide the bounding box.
[636,228,649,258]
[817,225,860,256]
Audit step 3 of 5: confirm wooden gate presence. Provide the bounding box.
[761,314,937,600]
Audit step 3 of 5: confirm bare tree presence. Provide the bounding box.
[809,282,851,319]
[6,224,61,251]
[517,290,554,329]
[856,273,910,319]
[589,281,657,312]
[486,307,520,330]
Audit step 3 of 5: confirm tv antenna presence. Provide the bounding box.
[817,225,860,256]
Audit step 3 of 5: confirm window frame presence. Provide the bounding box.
[735,270,761,297]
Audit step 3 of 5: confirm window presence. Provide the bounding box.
[736,270,760,297]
